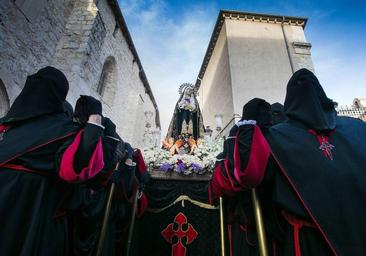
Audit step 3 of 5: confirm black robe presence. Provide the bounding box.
[211,69,366,255]
[69,147,149,256]
[268,116,366,255]
[0,114,105,256]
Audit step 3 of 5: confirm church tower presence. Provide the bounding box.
[196,10,313,135]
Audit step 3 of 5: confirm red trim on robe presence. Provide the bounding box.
[228,224,233,256]
[0,131,77,167]
[134,149,148,176]
[271,153,338,256]
[211,162,236,198]
[0,124,10,133]
[308,129,335,160]
[208,181,213,205]
[59,130,104,182]
[281,210,316,256]
[233,125,270,190]
[138,193,148,217]
[120,176,149,217]
[1,163,53,177]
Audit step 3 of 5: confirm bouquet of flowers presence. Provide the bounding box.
[178,96,196,112]
[143,138,223,176]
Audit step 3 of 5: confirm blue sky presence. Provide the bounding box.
[119,0,366,135]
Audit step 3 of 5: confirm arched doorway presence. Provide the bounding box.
[97,56,117,105]
[0,79,10,117]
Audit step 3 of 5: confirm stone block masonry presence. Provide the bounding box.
[0,0,161,148]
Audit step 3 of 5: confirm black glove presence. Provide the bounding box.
[103,117,116,137]
[115,139,126,161]
[110,162,136,193]
[125,143,134,161]
[140,172,151,191]
[241,98,272,128]
[74,95,102,125]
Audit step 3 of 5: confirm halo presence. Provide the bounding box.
[178,83,198,95]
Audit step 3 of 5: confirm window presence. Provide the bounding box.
[96,56,117,105]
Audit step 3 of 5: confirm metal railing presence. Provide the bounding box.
[214,106,366,141]
[337,106,366,121]
[214,114,241,140]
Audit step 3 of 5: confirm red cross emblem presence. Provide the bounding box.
[161,212,198,256]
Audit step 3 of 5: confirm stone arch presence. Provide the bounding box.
[0,79,10,117]
[97,56,117,105]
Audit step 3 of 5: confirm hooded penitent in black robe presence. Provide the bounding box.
[0,67,105,256]
[69,139,150,256]
[271,102,287,125]
[210,98,277,256]
[211,69,366,255]
[67,130,122,256]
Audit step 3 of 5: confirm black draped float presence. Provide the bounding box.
[132,173,221,256]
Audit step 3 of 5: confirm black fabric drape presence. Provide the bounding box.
[268,117,366,255]
[144,179,210,208]
[134,200,220,256]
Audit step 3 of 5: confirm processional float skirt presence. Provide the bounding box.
[133,174,221,256]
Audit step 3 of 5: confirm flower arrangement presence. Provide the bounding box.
[178,99,196,112]
[143,138,224,176]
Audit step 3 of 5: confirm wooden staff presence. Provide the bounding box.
[251,188,268,256]
[125,186,140,256]
[95,163,119,256]
[219,197,226,256]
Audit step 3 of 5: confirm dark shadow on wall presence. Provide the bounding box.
[0,79,10,118]
[97,56,117,107]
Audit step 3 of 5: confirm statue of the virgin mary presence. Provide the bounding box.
[164,83,205,154]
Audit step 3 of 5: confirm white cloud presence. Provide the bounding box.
[120,0,216,137]
[120,0,365,139]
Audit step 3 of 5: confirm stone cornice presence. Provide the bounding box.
[195,10,308,90]
[221,10,307,27]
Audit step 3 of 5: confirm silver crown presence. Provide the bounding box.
[178,83,198,95]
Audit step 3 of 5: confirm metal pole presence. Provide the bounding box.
[125,187,140,256]
[251,188,269,256]
[219,197,226,256]
[95,182,116,256]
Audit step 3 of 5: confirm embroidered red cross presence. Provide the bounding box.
[161,212,198,256]
[308,129,335,160]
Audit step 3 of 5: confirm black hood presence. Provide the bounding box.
[241,98,272,128]
[284,68,336,131]
[271,102,287,125]
[63,101,74,120]
[1,66,69,124]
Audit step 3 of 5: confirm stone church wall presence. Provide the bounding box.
[0,0,160,148]
[197,12,314,133]
[198,23,234,137]
[225,19,294,114]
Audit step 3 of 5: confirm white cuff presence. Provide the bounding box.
[106,135,120,141]
[236,120,256,127]
[87,121,105,129]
